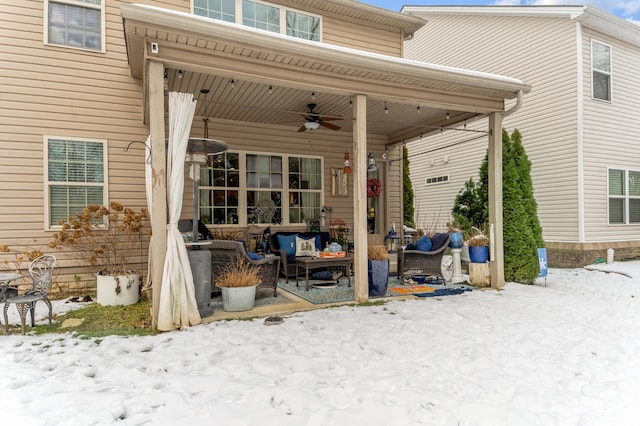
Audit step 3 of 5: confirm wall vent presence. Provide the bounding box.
[425,175,449,186]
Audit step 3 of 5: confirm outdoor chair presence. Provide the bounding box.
[398,233,450,282]
[208,241,280,296]
[3,254,55,335]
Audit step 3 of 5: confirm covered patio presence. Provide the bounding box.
[121,4,530,329]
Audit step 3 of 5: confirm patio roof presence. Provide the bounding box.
[121,3,530,142]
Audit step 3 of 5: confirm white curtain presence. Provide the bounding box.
[158,92,202,331]
[143,135,153,291]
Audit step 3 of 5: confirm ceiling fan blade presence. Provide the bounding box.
[320,122,341,131]
[297,124,307,132]
[319,116,342,122]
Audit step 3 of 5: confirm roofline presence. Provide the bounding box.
[317,0,426,34]
[402,5,640,47]
[121,4,530,95]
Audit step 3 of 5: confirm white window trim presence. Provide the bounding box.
[44,0,106,53]
[191,0,323,42]
[200,149,324,227]
[44,135,108,231]
[607,167,640,226]
[591,38,612,103]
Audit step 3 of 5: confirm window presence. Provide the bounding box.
[608,168,640,224]
[46,0,104,51]
[46,137,106,229]
[425,175,449,186]
[193,0,321,41]
[592,40,611,101]
[199,151,322,226]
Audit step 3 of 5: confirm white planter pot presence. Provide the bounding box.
[96,273,140,306]
[221,285,257,312]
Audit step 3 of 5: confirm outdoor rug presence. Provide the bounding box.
[278,278,473,305]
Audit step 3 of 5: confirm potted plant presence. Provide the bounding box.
[215,257,260,312]
[467,232,490,263]
[48,202,149,306]
[367,243,390,297]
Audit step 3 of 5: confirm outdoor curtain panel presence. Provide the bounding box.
[158,92,202,331]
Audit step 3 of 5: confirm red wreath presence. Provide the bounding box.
[367,178,382,198]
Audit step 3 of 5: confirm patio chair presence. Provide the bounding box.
[398,233,450,282]
[3,255,55,335]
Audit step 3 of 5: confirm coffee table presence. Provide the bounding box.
[295,256,352,291]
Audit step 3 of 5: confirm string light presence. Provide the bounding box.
[384,102,388,114]
[417,105,421,113]
[446,111,450,120]
[163,70,168,91]
[268,85,273,94]
[177,70,183,79]
[230,79,236,88]
[311,91,316,100]
[348,97,352,108]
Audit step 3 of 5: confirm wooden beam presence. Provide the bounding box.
[148,60,167,328]
[352,94,368,303]
[488,112,504,289]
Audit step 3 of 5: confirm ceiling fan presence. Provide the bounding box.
[294,103,342,132]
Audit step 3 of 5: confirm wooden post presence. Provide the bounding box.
[352,94,368,303]
[488,112,504,289]
[148,60,167,328]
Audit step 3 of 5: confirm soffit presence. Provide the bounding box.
[122,4,529,139]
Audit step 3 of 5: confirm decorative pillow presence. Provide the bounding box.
[247,252,263,261]
[405,242,417,251]
[295,236,317,257]
[277,233,298,256]
[416,236,432,252]
[301,234,322,251]
[430,233,450,251]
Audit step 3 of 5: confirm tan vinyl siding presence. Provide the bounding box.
[581,28,640,241]
[404,13,580,241]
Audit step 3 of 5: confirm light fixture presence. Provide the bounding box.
[382,146,388,161]
[230,79,236,88]
[268,85,273,94]
[384,102,388,114]
[343,152,352,174]
[320,205,332,218]
[311,91,316,100]
[368,152,377,172]
[303,121,320,131]
[177,69,183,79]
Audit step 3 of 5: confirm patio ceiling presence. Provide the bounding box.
[122,3,531,142]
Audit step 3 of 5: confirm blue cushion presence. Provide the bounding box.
[247,252,263,261]
[277,233,298,256]
[430,233,449,251]
[312,269,333,280]
[416,236,432,252]
[405,242,417,251]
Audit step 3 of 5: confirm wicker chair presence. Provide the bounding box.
[267,232,330,282]
[3,255,55,335]
[207,240,280,296]
[398,233,451,281]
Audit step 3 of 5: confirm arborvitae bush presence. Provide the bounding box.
[402,145,415,228]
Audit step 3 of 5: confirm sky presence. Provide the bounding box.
[1,260,640,424]
[361,0,640,25]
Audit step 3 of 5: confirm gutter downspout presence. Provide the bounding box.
[504,90,524,117]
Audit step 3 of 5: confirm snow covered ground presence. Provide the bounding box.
[1,261,639,425]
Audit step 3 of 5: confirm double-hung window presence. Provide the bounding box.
[199,151,322,226]
[608,168,640,224]
[46,0,104,52]
[592,40,612,101]
[46,137,107,229]
[194,0,321,41]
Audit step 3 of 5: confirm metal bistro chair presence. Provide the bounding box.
[3,255,56,335]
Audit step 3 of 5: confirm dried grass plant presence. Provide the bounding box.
[211,228,243,240]
[368,245,389,261]
[215,257,260,288]
[467,233,490,247]
[48,202,149,275]
[0,242,45,273]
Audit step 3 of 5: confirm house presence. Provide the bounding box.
[0,0,528,327]
[402,5,640,267]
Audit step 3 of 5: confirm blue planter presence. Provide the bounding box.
[469,246,489,263]
[449,232,463,249]
[368,259,389,297]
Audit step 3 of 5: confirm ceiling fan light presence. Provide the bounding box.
[304,121,320,130]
